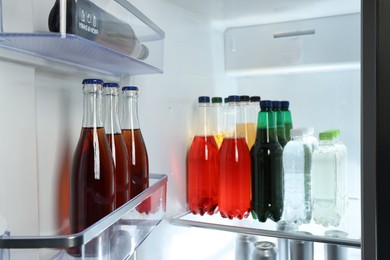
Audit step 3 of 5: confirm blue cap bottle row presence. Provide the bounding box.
[69,79,150,257]
[187,95,348,230]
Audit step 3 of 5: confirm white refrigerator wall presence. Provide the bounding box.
[0,0,360,259]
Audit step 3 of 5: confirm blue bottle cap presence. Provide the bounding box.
[250,96,261,102]
[82,79,104,85]
[103,82,120,88]
[240,95,250,102]
[260,100,272,109]
[227,95,240,103]
[272,100,281,108]
[122,86,139,91]
[198,96,210,103]
[281,101,290,108]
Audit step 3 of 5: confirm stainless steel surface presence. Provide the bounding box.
[324,230,349,260]
[325,244,348,260]
[277,221,298,260]
[290,232,314,260]
[251,241,277,260]
[0,174,167,249]
[235,233,258,260]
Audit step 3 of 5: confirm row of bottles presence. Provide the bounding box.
[187,95,347,229]
[70,79,149,240]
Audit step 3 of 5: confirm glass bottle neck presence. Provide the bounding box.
[82,85,104,128]
[122,92,141,130]
[103,92,121,134]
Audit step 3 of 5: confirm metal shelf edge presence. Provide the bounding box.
[170,212,361,248]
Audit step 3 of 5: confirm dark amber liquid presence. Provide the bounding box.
[56,141,71,235]
[219,137,251,220]
[187,135,219,216]
[122,128,150,213]
[107,133,130,208]
[70,127,116,234]
[251,128,284,222]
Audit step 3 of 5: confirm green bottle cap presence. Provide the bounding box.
[212,97,223,103]
[319,131,334,140]
[324,129,341,138]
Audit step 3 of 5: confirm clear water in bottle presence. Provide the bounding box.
[312,131,344,227]
[282,128,312,225]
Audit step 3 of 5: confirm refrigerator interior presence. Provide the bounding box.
[0,0,361,259]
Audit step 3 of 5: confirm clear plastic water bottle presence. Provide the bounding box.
[282,128,312,225]
[312,131,346,227]
[299,127,319,153]
[326,129,347,218]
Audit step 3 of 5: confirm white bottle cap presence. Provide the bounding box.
[293,127,314,135]
[290,128,304,137]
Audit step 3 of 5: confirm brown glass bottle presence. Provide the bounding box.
[70,79,116,238]
[121,86,150,213]
[103,83,130,208]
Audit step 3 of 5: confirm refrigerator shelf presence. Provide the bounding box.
[0,174,167,259]
[0,0,165,76]
[0,33,163,76]
[170,210,361,248]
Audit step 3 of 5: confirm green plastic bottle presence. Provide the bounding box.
[272,100,287,148]
[281,101,293,141]
[251,100,284,222]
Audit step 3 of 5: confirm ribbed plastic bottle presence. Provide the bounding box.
[272,100,288,148]
[187,96,219,215]
[219,95,251,220]
[236,95,256,149]
[248,96,261,150]
[121,86,150,213]
[300,127,319,153]
[102,83,130,208]
[282,128,313,225]
[251,100,284,222]
[281,101,293,141]
[312,131,346,227]
[326,129,347,219]
[211,96,225,149]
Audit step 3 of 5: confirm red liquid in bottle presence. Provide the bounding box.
[187,135,219,215]
[107,133,130,208]
[70,127,116,233]
[219,137,251,220]
[122,128,150,213]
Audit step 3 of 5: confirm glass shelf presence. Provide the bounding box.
[0,0,165,76]
[0,174,167,260]
[0,33,163,76]
[171,199,361,249]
